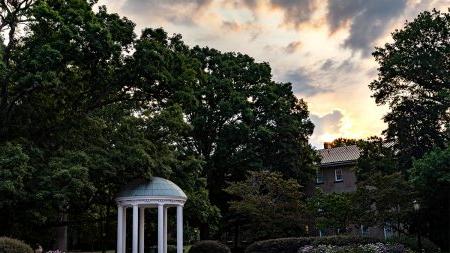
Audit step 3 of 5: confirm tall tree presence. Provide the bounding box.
[369,10,449,250]
[0,0,213,249]
[370,9,450,169]
[186,47,317,211]
[0,0,35,138]
[0,0,317,246]
[410,146,450,250]
[354,172,415,235]
[355,138,416,234]
[225,170,307,242]
[308,190,356,235]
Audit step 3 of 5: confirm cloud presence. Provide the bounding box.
[221,20,263,41]
[240,0,317,26]
[222,21,241,31]
[310,110,344,148]
[284,41,302,54]
[284,69,332,96]
[271,0,317,26]
[327,0,407,56]
[320,58,355,72]
[320,59,335,71]
[121,0,211,25]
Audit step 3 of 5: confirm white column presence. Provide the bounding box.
[163,207,168,253]
[132,205,139,253]
[139,207,145,253]
[123,208,127,253]
[158,204,164,253]
[117,205,124,253]
[176,205,183,253]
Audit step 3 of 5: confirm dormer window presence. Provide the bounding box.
[335,168,343,182]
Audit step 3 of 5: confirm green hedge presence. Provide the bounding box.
[245,237,312,253]
[189,240,230,253]
[0,237,33,253]
[245,236,382,253]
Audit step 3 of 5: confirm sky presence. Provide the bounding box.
[98,0,448,148]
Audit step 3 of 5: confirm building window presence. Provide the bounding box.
[316,169,324,184]
[384,224,394,239]
[361,225,369,236]
[335,168,343,182]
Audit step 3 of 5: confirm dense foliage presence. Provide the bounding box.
[354,172,415,234]
[409,146,450,250]
[308,190,356,234]
[0,0,316,249]
[327,138,358,148]
[183,45,318,237]
[0,0,447,251]
[225,171,307,241]
[0,237,33,253]
[370,9,449,169]
[367,8,449,250]
[188,240,230,253]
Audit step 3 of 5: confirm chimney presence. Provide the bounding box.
[324,142,332,149]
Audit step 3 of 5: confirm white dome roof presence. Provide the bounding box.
[117,177,187,199]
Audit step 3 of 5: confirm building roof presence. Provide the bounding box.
[117,177,187,199]
[318,145,360,167]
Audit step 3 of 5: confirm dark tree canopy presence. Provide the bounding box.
[410,147,450,249]
[0,0,317,247]
[355,137,398,180]
[369,10,449,250]
[370,9,450,168]
[185,46,317,212]
[308,190,356,234]
[328,138,358,148]
[225,171,307,241]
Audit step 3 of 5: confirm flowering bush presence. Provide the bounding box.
[298,243,410,253]
[46,250,65,253]
[0,237,33,253]
[245,236,381,253]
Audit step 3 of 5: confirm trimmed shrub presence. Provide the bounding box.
[0,237,33,253]
[245,237,313,253]
[245,236,383,253]
[189,240,230,253]
[388,236,440,253]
